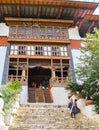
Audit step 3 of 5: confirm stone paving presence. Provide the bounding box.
[9,103,99,130]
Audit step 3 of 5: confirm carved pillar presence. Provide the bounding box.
[22,69,26,81]
[52,69,56,78]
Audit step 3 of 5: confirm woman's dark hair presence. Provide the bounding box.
[75,99,77,102]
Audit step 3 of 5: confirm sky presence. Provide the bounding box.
[93,6,99,15]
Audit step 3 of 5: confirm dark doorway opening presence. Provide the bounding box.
[28,67,51,88]
[63,66,68,77]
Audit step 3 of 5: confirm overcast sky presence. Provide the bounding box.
[93,6,99,15]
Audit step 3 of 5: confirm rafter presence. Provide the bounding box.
[78,18,85,29]
[73,8,81,24]
[0,5,4,21]
[56,6,63,19]
[38,6,41,17]
[17,5,20,17]
[87,21,95,33]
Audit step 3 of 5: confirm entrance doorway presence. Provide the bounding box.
[28,66,51,88]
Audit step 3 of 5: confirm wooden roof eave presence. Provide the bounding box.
[79,14,99,29]
[84,15,99,21]
[5,17,74,26]
[79,14,99,37]
[0,0,98,9]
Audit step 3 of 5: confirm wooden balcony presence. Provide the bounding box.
[7,75,27,85]
[50,76,71,87]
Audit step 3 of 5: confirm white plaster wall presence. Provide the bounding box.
[0,23,9,36]
[0,47,7,86]
[71,49,81,67]
[68,26,82,40]
[82,105,97,117]
[20,86,28,104]
[51,87,70,105]
[71,49,83,83]
[76,99,97,119]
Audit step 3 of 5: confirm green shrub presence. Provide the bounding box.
[66,82,84,93]
[93,94,99,114]
[0,80,21,113]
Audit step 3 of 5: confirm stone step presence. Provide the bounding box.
[9,103,99,130]
[21,103,66,108]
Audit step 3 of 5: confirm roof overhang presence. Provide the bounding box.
[0,1,98,37]
[79,15,99,37]
[0,0,98,8]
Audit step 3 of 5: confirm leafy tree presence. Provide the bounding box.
[76,28,99,113]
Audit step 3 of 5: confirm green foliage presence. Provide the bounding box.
[66,82,83,92]
[76,28,99,113]
[0,81,21,114]
[94,94,99,114]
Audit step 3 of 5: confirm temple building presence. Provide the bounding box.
[0,0,99,104]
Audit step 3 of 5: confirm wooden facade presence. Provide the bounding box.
[0,1,99,102]
[6,18,72,89]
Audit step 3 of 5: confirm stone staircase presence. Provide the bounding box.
[9,104,99,130]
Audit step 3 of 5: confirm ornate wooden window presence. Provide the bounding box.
[18,46,26,55]
[32,26,38,39]
[9,26,16,38]
[60,47,67,56]
[17,26,24,38]
[35,46,43,55]
[44,46,51,56]
[8,58,28,83]
[9,25,69,40]
[10,45,68,56]
[61,28,68,39]
[54,27,60,39]
[10,45,18,55]
[25,26,31,38]
[47,27,53,39]
[27,46,35,55]
[52,47,60,56]
[40,27,46,39]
